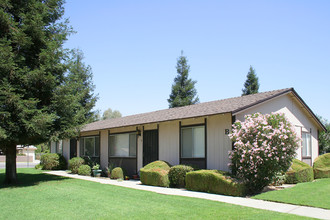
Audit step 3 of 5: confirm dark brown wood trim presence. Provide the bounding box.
[136,127,138,173]
[109,156,137,159]
[109,130,136,135]
[204,117,207,169]
[181,123,206,128]
[179,121,182,164]
[142,126,144,165]
[180,157,206,160]
[108,130,110,162]
[231,115,236,124]
[231,114,236,150]
[157,124,160,161]
[80,134,100,137]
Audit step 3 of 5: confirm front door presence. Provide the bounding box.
[70,139,77,159]
[143,130,159,166]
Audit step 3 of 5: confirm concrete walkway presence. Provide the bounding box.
[45,171,330,220]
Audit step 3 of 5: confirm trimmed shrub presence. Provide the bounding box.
[140,160,171,187]
[78,165,91,176]
[142,160,171,170]
[35,164,43,170]
[229,113,300,193]
[40,153,67,170]
[285,159,314,184]
[270,172,286,186]
[313,153,330,179]
[186,170,245,196]
[69,157,85,174]
[168,165,194,188]
[111,167,124,179]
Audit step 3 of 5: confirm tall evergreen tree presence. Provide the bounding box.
[242,66,260,96]
[0,0,97,184]
[168,51,199,108]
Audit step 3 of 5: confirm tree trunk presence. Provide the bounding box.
[4,144,17,184]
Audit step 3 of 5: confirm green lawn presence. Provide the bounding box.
[253,178,330,209]
[0,169,310,220]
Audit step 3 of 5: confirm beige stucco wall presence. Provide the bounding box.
[207,114,232,171]
[100,130,108,169]
[159,121,180,166]
[62,139,70,161]
[137,133,143,171]
[235,93,320,163]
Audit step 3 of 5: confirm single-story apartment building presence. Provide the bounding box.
[51,88,326,176]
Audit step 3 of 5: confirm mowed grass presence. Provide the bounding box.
[0,169,310,220]
[253,178,330,209]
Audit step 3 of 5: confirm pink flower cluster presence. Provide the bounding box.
[228,112,300,192]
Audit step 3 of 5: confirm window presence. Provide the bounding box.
[109,133,136,157]
[302,132,311,157]
[80,136,100,157]
[55,140,63,154]
[181,126,205,158]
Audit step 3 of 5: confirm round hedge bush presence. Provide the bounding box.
[40,153,67,170]
[168,165,194,188]
[111,167,124,179]
[78,165,91,176]
[69,157,85,174]
[285,159,314,183]
[313,153,330,179]
[140,160,171,187]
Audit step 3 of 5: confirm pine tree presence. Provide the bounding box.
[168,51,199,108]
[0,0,97,184]
[242,66,260,96]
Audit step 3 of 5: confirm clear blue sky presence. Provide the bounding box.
[63,1,330,121]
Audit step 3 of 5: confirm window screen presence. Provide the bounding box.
[302,132,311,157]
[181,126,205,158]
[109,133,137,157]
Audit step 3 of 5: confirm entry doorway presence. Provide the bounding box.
[143,130,159,166]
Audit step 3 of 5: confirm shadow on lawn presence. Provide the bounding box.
[0,172,69,189]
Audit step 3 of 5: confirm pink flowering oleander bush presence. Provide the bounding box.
[228,112,300,194]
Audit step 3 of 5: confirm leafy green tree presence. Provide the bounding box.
[317,115,330,154]
[0,0,97,184]
[102,108,122,120]
[35,143,50,154]
[242,66,260,96]
[168,51,199,108]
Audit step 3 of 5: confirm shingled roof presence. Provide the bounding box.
[82,88,314,132]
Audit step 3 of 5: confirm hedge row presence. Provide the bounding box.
[285,159,314,184]
[313,153,330,179]
[140,161,171,187]
[111,167,124,179]
[40,153,67,170]
[140,161,244,196]
[186,170,245,197]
